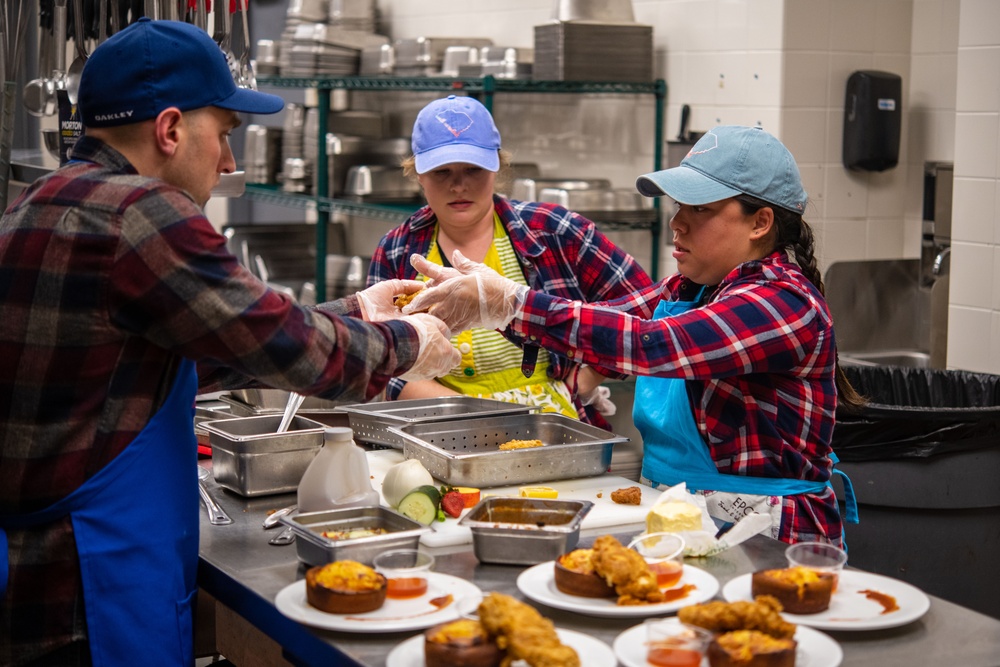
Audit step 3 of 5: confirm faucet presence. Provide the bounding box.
[932,246,951,276]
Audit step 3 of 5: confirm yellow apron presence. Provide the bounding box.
[423,215,579,418]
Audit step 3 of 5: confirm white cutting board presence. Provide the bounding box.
[366,449,654,548]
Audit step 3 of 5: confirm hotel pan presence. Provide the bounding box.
[459,497,593,565]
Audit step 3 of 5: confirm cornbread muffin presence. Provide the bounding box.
[554,549,616,598]
[707,630,797,667]
[751,566,835,614]
[305,560,387,614]
[424,618,505,667]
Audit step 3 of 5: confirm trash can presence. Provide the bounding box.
[832,366,1000,619]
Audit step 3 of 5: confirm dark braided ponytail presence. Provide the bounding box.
[736,194,866,410]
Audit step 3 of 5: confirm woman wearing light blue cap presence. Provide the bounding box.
[368,95,652,429]
[407,125,863,547]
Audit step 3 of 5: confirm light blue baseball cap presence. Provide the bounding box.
[636,125,807,213]
[411,95,502,174]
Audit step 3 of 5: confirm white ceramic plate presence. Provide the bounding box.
[613,617,843,667]
[516,561,720,618]
[722,570,931,630]
[274,572,482,633]
[387,627,616,667]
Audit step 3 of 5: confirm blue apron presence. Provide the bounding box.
[1,358,200,666]
[634,293,858,526]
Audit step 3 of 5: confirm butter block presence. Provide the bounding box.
[646,499,702,533]
[519,486,558,499]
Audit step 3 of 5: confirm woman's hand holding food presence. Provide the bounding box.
[357,279,426,322]
[398,313,462,381]
[406,250,528,333]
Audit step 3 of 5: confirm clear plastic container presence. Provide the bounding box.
[297,426,379,513]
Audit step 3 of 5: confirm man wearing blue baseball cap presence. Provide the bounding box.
[0,19,459,666]
[406,125,863,550]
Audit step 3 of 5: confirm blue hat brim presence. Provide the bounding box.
[635,165,742,204]
[414,144,500,174]
[213,86,285,116]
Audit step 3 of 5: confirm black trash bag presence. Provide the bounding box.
[833,366,1000,461]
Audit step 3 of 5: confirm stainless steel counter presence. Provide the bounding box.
[197,468,1000,667]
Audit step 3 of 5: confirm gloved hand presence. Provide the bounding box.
[398,312,461,381]
[405,250,528,333]
[579,385,617,417]
[357,279,426,322]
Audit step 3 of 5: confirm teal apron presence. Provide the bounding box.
[1,358,200,666]
[634,292,858,533]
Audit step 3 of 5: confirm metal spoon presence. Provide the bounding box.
[276,392,305,434]
[262,504,297,529]
[268,526,296,546]
[65,0,88,105]
[197,465,234,525]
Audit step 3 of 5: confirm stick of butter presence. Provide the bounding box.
[646,499,702,533]
[519,486,558,499]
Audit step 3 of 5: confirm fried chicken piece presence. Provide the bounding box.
[590,535,664,604]
[610,486,641,505]
[677,595,797,639]
[498,439,544,451]
[477,593,580,667]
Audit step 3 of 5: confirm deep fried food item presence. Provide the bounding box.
[477,592,580,667]
[677,596,797,640]
[610,486,641,505]
[393,291,424,309]
[707,630,797,667]
[591,535,664,605]
[498,439,544,451]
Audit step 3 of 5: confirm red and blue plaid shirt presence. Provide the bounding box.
[509,251,844,545]
[0,136,419,663]
[368,195,653,428]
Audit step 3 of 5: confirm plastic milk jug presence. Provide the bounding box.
[297,426,379,513]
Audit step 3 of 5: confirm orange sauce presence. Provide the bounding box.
[859,589,899,614]
[660,583,696,602]
[386,577,428,599]
[647,645,703,667]
[649,561,684,588]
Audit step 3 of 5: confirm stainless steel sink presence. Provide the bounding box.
[840,350,931,368]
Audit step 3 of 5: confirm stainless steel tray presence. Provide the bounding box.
[459,497,593,565]
[228,388,343,412]
[388,413,628,487]
[279,505,431,566]
[201,415,326,497]
[340,397,534,448]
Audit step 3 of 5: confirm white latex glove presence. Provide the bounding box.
[405,250,528,333]
[398,312,462,382]
[579,385,617,417]
[357,279,426,322]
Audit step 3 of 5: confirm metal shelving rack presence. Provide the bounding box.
[248,75,667,300]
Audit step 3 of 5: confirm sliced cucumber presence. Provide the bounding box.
[396,485,441,525]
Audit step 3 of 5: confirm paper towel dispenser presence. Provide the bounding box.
[842,70,901,172]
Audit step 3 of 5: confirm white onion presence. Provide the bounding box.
[382,458,434,507]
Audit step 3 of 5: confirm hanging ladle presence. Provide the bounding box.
[65,0,87,105]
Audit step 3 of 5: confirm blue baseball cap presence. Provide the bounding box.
[79,18,284,128]
[411,95,502,174]
[636,125,807,213]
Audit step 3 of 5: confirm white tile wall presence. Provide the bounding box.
[371,0,996,373]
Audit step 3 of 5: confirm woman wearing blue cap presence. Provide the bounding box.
[368,95,652,429]
[406,125,863,547]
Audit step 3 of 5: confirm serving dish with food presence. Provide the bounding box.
[722,570,931,630]
[389,412,629,487]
